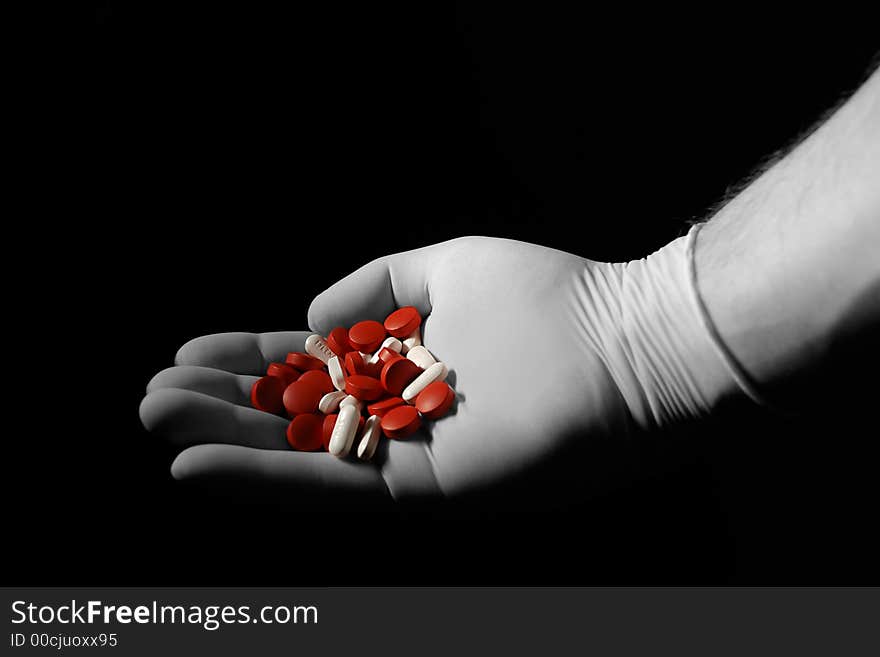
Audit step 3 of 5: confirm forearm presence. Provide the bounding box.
[591,67,879,428]
[695,66,880,401]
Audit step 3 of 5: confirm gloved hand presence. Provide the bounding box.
[140,236,738,506]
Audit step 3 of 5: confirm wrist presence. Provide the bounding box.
[574,235,743,430]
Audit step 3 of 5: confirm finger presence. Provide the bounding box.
[171,444,390,504]
[139,388,287,449]
[146,366,258,406]
[307,242,445,334]
[175,331,311,375]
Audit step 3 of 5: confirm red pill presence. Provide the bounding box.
[298,369,334,395]
[377,347,402,365]
[322,414,338,450]
[250,376,286,414]
[384,306,421,339]
[367,396,406,418]
[325,327,352,356]
[266,362,300,386]
[381,358,422,397]
[286,413,324,451]
[362,359,383,378]
[344,351,366,376]
[282,380,324,415]
[381,405,421,439]
[415,381,455,420]
[344,375,384,401]
[285,352,325,372]
[348,320,386,353]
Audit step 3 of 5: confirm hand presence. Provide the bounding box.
[140,236,697,507]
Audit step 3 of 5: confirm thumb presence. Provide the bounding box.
[307,243,442,335]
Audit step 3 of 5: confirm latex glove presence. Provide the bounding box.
[140,236,737,506]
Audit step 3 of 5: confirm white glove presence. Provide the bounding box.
[141,236,738,506]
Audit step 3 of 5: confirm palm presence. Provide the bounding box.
[140,238,631,504]
[407,239,627,497]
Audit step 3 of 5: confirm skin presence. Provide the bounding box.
[140,67,879,508]
[696,66,880,406]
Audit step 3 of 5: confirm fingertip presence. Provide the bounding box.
[170,448,195,481]
[170,444,230,481]
[174,338,196,366]
[138,388,181,433]
[175,334,237,367]
[139,389,163,432]
[145,366,177,394]
[171,332,266,374]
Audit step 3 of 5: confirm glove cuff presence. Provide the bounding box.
[574,231,756,429]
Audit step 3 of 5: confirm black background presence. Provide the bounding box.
[8,4,877,585]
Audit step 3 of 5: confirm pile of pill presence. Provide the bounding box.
[249,307,455,460]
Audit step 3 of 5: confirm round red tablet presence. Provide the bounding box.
[384,306,421,338]
[348,320,386,353]
[344,375,384,401]
[367,396,406,418]
[362,359,383,378]
[325,327,352,356]
[285,352,325,371]
[380,405,421,439]
[298,369,334,395]
[282,380,324,415]
[415,381,455,420]
[250,376,286,414]
[286,413,324,451]
[322,414,338,450]
[377,347,402,365]
[344,351,366,376]
[266,362,300,386]
[381,358,422,396]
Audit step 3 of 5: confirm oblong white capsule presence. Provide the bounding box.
[319,390,347,414]
[401,327,421,354]
[406,345,436,370]
[305,334,335,364]
[339,394,362,413]
[357,415,382,461]
[402,361,448,403]
[328,404,359,457]
[328,355,346,391]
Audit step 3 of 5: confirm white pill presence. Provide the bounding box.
[305,334,334,364]
[366,337,401,365]
[328,355,346,391]
[357,415,382,461]
[406,345,436,370]
[318,390,347,414]
[328,404,359,457]
[401,327,421,354]
[380,336,403,353]
[339,395,362,412]
[402,361,448,403]
[368,337,403,365]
